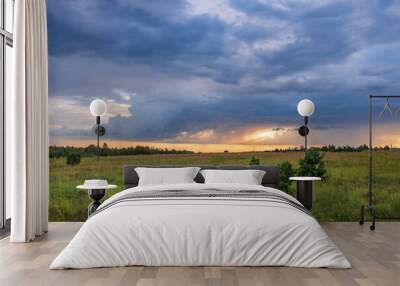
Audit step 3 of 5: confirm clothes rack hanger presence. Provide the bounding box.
[360,95,400,231]
[379,97,393,117]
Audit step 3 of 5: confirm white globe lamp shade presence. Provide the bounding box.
[90,99,107,117]
[297,99,315,117]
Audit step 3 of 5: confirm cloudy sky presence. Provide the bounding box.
[47,0,400,152]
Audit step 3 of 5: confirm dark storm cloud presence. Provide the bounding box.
[47,0,226,65]
[47,0,400,142]
[104,91,299,140]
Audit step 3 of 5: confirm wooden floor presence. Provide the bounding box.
[0,222,399,286]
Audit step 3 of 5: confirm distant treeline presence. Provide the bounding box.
[50,143,394,159]
[272,144,391,153]
[49,143,194,158]
[319,144,370,152]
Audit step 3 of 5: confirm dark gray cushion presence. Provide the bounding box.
[123,165,280,190]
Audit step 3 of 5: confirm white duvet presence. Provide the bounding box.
[50,183,351,269]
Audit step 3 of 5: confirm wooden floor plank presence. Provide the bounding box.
[0,222,399,286]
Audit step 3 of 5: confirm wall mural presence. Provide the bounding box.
[47,0,400,222]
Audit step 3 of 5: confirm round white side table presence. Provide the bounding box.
[77,180,117,216]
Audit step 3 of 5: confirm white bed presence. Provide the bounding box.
[50,183,351,269]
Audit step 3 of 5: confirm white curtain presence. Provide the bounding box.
[9,0,49,242]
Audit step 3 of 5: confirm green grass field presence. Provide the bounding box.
[49,151,400,222]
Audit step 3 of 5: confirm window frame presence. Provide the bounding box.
[0,0,13,232]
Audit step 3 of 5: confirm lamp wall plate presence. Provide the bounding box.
[298,125,309,137]
[95,125,106,136]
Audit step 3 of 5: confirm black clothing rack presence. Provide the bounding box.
[360,95,400,230]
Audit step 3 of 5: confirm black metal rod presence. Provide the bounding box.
[96,116,100,162]
[369,95,372,206]
[369,95,400,98]
[304,116,308,156]
[97,129,99,162]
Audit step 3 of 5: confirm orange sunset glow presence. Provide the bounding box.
[50,138,296,153]
[50,125,301,153]
[50,122,400,153]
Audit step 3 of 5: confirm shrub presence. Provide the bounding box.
[249,156,260,165]
[66,153,81,165]
[278,161,295,193]
[297,149,327,178]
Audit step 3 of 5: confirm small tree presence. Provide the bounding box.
[278,161,295,193]
[297,149,327,178]
[66,153,81,165]
[101,142,110,156]
[84,144,98,157]
[249,156,260,165]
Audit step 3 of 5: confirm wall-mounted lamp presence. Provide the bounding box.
[297,99,315,155]
[90,99,107,161]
